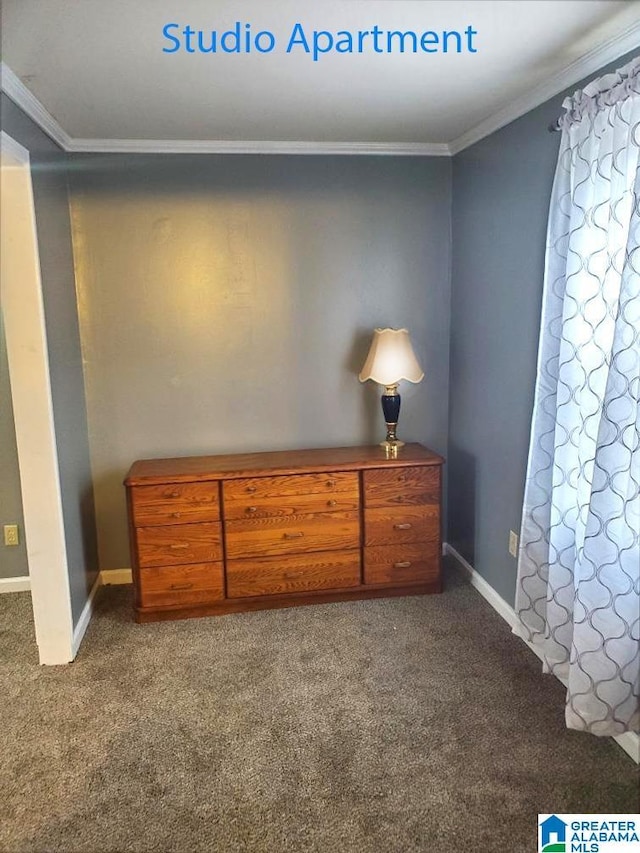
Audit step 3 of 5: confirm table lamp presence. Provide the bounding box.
[359,328,424,448]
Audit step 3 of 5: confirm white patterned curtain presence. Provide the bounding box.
[516,56,640,737]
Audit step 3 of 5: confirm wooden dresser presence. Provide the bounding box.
[124,443,444,622]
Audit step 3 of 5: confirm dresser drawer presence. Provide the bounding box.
[364,505,439,546]
[138,562,224,607]
[227,550,360,598]
[136,522,223,567]
[224,471,358,506]
[225,511,360,559]
[364,466,440,508]
[364,544,440,585]
[131,482,220,526]
[224,490,359,520]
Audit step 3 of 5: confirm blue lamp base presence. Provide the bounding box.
[380,385,404,448]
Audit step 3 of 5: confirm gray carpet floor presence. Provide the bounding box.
[1,562,638,853]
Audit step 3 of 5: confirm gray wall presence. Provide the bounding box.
[0,315,28,578]
[68,154,451,570]
[7,45,629,606]
[448,49,638,606]
[0,93,99,622]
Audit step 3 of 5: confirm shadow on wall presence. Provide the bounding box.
[345,327,381,446]
[92,469,134,573]
[80,484,99,591]
[446,443,476,565]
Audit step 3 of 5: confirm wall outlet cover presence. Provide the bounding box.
[3,524,20,546]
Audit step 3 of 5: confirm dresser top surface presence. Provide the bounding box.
[125,443,444,486]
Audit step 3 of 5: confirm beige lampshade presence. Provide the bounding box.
[359,328,424,386]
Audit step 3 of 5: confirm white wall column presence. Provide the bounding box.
[1,130,74,664]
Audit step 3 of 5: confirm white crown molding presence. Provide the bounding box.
[0,62,73,151]
[66,137,451,157]
[1,63,447,154]
[450,20,640,154]
[0,63,448,155]
[2,16,639,159]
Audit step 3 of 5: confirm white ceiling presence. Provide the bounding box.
[2,0,640,154]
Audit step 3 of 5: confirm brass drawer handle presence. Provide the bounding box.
[246,485,257,493]
[326,480,336,488]
[169,543,189,550]
[394,561,412,568]
[394,523,412,530]
[284,570,303,579]
[327,499,337,507]
[170,512,181,518]
[170,582,193,591]
[283,532,304,539]
[246,506,258,513]
[167,491,181,499]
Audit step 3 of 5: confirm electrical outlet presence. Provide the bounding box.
[4,524,19,546]
[508,529,518,558]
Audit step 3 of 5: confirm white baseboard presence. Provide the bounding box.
[445,545,519,631]
[444,543,640,765]
[0,575,31,593]
[614,731,640,763]
[71,572,101,657]
[100,568,132,585]
[70,569,132,657]
[2,568,130,658]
